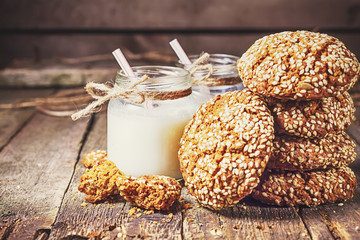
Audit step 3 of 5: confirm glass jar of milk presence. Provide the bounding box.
[179,54,244,101]
[107,66,202,179]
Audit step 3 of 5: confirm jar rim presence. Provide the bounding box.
[117,65,190,80]
[179,53,239,66]
[116,65,192,94]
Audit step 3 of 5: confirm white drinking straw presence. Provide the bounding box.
[112,48,136,77]
[112,48,154,108]
[169,39,192,65]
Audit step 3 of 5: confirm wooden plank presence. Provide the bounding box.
[47,99,360,239]
[182,188,310,240]
[48,112,123,239]
[117,204,182,240]
[0,33,264,70]
[315,200,360,239]
[0,112,90,239]
[0,68,117,87]
[49,112,184,239]
[314,171,360,240]
[300,127,360,240]
[1,32,360,85]
[0,0,359,29]
[0,89,53,149]
[299,208,335,240]
[1,33,359,64]
[299,116,360,240]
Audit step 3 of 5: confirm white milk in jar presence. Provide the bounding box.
[107,66,202,179]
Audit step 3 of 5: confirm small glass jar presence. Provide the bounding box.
[107,66,202,179]
[179,53,244,101]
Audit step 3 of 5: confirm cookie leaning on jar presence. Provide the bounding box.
[178,89,275,210]
[237,30,359,206]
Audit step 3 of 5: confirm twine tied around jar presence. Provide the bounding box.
[71,75,149,120]
[186,52,214,86]
[187,52,241,86]
[71,74,193,120]
[71,53,223,121]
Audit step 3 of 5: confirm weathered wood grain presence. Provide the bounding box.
[299,207,335,240]
[1,88,357,239]
[1,33,359,63]
[298,119,360,240]
[50,112,184,239]
[0,89,54,149]
[314,173,360,240]
[300,122,360,240]
[48,112,124,239]
[0,68,117,87]
[1,0,359,29]
[1,32,359,86]
[0,34,263,72]
[182,188,310,240]
[316,200,360,239]
[118,203,182,240]
[0,112,90,239]
[50,105,360,240]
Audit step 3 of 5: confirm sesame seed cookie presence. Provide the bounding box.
[116,175,181,210]
[252,166,357,206]
[81,150,108,168]
[178,89,274,210]
[268,132,356,171]
[237,31,360,100]
[78,160,125,203]
[267,92,355,138]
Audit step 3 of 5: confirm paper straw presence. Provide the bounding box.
[112,48,136,77]
[169,39,192,65]
[112,48,154,108]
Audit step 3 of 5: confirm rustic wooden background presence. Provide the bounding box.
[0,0,360,86]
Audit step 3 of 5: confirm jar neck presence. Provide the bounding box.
[179,54,241,86]
[116,66,192,100]
[180,53,239,77]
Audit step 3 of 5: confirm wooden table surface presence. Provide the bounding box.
[1,88,360,240]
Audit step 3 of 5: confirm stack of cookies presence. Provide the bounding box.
[237,30,360,206]
[178,30,359,210]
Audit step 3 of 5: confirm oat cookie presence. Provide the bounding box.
[81,150,108,168]
[267,92,355,138]
[178,89,274,210]
[116,175,181,210]
[268,132,356,171]
[78,160,125,203]
[237,31,360,100]
[252,167,357,206]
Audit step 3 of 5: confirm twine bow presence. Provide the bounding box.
[71,75,148,120]
[71,53,216,121]
[186,52,215,86]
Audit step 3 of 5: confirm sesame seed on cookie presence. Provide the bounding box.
[237,31,360,100]
[267,92,355,138]
[252,166,357,206]
[268,132,356,171]
[116,175,181,210]
[178,89,274,210]
[81,150,108,168]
